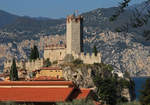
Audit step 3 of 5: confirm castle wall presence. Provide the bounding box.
[25,59,44,72]
[72,52,102,64]
[4,59,44,74]
[4,61,25,73]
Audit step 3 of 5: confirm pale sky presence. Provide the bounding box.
[0,0,146,18]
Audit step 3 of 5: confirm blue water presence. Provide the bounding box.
[132,77,150,100]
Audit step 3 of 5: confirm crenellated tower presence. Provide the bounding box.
[66,14,83,54]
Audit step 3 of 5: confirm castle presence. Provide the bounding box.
[4,14,102,74]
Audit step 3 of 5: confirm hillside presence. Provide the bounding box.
[0,5,150,42]
[0,10,19,28]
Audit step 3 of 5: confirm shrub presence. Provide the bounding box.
[53,60,58,64]
[56,99,94,105]
[117,101,141,105]
[139,78,150,105]
[43,58,51,67]
[72,59,83,65]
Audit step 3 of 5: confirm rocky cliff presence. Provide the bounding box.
[61,62,135,101]
[84,31,150,77]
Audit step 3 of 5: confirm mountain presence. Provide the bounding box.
[0,10,19,28]
[0,2,150,77]
[1,5,149,43]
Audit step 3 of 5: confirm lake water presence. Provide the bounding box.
[132,77,150,100]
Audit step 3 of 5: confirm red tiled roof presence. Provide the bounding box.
[0,81,73,86]
[30,76,65,81]
[70,88,91,100]
[75,88,91,99]
[0,88,74,102]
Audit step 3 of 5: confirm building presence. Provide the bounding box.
[0,81,93,104]
[34,67,63,79]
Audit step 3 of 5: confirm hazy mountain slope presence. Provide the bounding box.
[0,10,19,28]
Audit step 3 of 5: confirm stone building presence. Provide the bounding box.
[34,67,63,79]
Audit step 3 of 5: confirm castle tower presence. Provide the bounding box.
[66,14,83,54]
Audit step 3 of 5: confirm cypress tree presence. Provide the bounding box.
[10,58,19,81]
[93,45,98,56]
[29,45,39,60]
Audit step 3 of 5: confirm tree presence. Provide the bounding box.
[139,78,150,105]
[93,45,98,56]
[29,45,39,60]
[93,76,118,105]
[10,58,19,81]
[43,58,51,67]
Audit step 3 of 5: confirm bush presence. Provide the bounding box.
[43,58,51,67]
[139,78,150,105]
[53,60,58,64]
[56,99,94,105]
[117,101,141,105]
[64,54,74,63]
[72,59,83,65]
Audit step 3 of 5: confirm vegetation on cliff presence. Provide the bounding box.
[61,61,135,104]
[139,78,150,105]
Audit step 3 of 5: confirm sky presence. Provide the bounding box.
[0,0,146,18]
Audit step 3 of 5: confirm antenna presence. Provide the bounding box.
[75,10,78,16]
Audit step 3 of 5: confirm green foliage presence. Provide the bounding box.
[64,54,74,63]
[117,101,141,105]
[93,76,118,105]
[43,58,51,67]
[139,78,150,105]
[93,45,98,56]
[10,58,19,81]
[29,45,39,61]
[110,0,131,21]
[0,102,34,105]
[92,63,133,105]
[72,59,83,65]
[53,60,58,64]
[57,99,94,105]
[119,78,130,88]
[94,63,113,72]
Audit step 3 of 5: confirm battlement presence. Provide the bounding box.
[67,15,83,23]
[4,59,44,73]
[72,52,102,64]
[44,44,66,50]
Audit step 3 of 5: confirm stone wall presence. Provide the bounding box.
[4,59,44,73]
[25,59,44,72]
[4,60,25,73]
[72,52,101,64]
[44,44,66,62]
